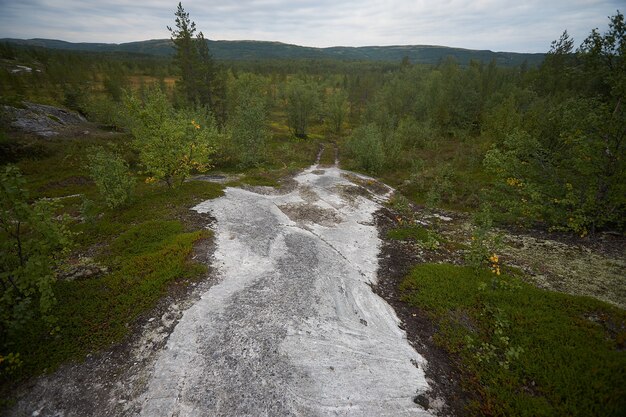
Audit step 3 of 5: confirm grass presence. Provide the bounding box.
[400,263,626,416]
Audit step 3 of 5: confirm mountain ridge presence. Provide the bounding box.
[0,37,545,66]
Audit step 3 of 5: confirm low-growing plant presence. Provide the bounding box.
[81,95,128,130]
[400,263,626,416]
[387,224,441,249]
[387,193,413,218]
[465,203,502,273]
[425,164,455,208]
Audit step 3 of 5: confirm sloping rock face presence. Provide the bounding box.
[2,102,86,137]
[8,164,438,417]
[137,165,434,417]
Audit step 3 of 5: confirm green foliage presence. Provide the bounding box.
[400,263,626,416]
[0,352,22,377]
[86,146,135,208]
[168,2,218,108]
[347,123,385,174]
[227,74,269,167]
[324,89,348,134]
[110,220,183,258]
[81,95,128,129]
[485,97,625,233]
[387,193,413,217]
[393,117,430,150]
[284,78,320,137]
[387,224,440,249]
[124,88,219,187]
[424,164,456,208]
[387,224,429,242]
[465,204,502,273]
[484,12,626,234]
[2,156,223,388]
[0,166,71,359]
[8,222,209,381]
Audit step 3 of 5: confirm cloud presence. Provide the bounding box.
[0,0,622,52]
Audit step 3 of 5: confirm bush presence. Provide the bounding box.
[124,88,219,188]
[228,95,268,168]
[347,123,385,174]
[81,95,128,130]
[465,204,502,273]
[484,101,626,235]
[0,165,71,354]
[86,146,135,209]
[425,164,456,208]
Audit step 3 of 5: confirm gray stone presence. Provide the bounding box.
[3,101,87,137]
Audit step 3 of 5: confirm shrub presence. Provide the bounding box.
[228,96,268,168]
[124,88,219,188]
[347,123,385,174]
[86,146,135,209]
[425,164,456,208]
[465,204,502,273]
[0,165,71,354]
[82,95,128,130]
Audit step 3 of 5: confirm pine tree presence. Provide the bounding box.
[168,2,215,108]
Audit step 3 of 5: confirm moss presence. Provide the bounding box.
[46,114,61,123]
[2,135,224,391]
[387,224,430,242]
[400,263,626,416]
[8,227,210,380]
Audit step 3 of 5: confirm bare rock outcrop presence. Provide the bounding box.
[2,101,87,137]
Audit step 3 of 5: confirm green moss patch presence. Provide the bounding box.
[387,224,430,242]
[400,263,626,416]
[6,223,210,381]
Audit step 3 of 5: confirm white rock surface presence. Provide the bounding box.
[138,165,434,416]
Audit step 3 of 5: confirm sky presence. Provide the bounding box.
[0,0,622,53]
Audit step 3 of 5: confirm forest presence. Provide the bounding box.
[1,5,624,416]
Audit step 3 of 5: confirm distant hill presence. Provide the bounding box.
[0,38,545,66]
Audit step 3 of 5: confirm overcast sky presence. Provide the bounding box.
[0,0,621,52]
